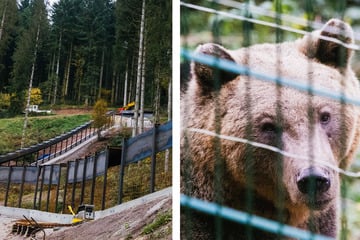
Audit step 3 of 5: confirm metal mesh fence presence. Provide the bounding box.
[180,1,360,239]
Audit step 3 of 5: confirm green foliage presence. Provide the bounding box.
[12,0,49,84]
[108,128,132,146]
[29,87,43,105]
[0,114,90,154]
[0,0,18,90]
[92,99,108,128]
[0,93,11,108]
[1,0,170,113]
[8,94,25,116]
[142,210,172,235]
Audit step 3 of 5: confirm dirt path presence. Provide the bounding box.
[48,197,172,240]
[54,108,93,116]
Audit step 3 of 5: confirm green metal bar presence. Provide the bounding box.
[181,48,360,106]
[181,194,334,240]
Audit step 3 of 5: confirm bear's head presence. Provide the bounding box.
[181,19,360,226]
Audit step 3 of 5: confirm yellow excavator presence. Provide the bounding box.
[118,101,135,113]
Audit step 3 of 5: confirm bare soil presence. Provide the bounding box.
[47,195,172,240]
[54,108,93,116]
[0,193,172,240]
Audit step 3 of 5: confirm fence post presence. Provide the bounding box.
[38,166,45,210]
[49,145,53,162]
[101,150,109,210]
[18,166,26,208]
[33,167,41,209]
[35,151,40,166]
[62,161,70,213]
[150,124,159,193]
[70,134,74,149]
[60,139,63,155]
[71,160,79,208]
[80,128,83,143]
[118,138,127,204]
[90,155,97,205]
[80,157,88,204]
[41,148,46,164]
[55,164,62,213]
[53,142,57,158]
[46,165,54,212]
[4,166,12,206]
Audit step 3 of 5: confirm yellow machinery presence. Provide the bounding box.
[124,101,135,110]
[11,205,95,238]
[118,101,135,113]
[68,204,95,224]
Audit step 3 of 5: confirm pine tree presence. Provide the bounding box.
[0,0,18,91]
[10,0,49,115]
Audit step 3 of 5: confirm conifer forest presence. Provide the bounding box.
[0,0,172,116]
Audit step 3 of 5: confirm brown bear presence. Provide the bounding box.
[181,19,360,239]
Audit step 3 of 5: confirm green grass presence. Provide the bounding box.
[0,114,91,155]
[142,210,172,235]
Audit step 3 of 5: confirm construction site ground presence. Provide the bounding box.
[0,108,172,239]
[1,188,172,240]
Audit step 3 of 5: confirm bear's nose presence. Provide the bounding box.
[296,167,331,194]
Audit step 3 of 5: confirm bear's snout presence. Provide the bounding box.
[297,167,330,194]
[296,167,332,209]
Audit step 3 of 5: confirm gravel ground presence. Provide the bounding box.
[1,189,172,240]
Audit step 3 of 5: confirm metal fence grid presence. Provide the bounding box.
[0,122,172,215]
[181,1,360,239]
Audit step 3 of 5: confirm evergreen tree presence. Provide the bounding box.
[51,0,115,105]
[0,0,171,117]
[0,0,18,91]
[10,0,49,114]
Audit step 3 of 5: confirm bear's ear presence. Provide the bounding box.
[305,19,354,69]
[191,43,238,94]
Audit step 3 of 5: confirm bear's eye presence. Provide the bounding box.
[320,112,331,125]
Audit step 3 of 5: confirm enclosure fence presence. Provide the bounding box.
[181,0,360,239]
[0,121,98,166]
[0,121,172,214]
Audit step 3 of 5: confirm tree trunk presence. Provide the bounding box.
[154,66,160,125]
[98,46,105,100]
[21,24,40,149]
[48,52,55,102]
[129,56,136,101]
[132,0,146,137]
[123,62,128,105]
[111,69,116,104]
[52,32,62,105]
[63,41,73,101]
[139,41,146,133]
[0,0,7,41]
[115,73,120,104]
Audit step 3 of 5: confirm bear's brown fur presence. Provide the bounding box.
[181,19,360,239]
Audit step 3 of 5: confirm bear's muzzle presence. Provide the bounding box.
[296,167,333,210]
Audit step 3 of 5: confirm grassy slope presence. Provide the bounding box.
[0,114,91,155]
